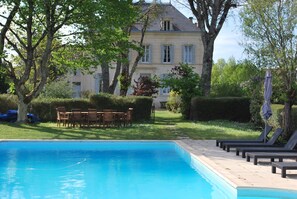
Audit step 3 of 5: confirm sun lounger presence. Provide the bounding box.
[235,130,297,158]
[216,125,272,147]
[272,162,297,178]
[246,152,297,165]
[222,128,283,152]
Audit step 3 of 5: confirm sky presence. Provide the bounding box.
[171,1,246,62]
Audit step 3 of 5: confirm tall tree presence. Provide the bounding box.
[78,0,140,94]
[240,0,297,138]
[0,0,83,122]
[187,0,238,96]
[118,2,160,96]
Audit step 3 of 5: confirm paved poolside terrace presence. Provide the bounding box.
[177,140,297,192]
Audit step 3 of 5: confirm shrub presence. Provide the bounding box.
[90,93,153,121]
[163,63,202,119]
[0,94,18,113]
[132,76,160,96]
[211,83,244,97]
[166,91,181,113]
[0,94,152,122]
[39,80,72,99]
[191,97,251,122]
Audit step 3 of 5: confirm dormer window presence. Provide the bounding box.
[161,20,171,31]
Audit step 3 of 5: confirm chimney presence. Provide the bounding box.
[189,17,193,23]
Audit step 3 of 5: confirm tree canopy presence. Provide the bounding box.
[240,0,297,138]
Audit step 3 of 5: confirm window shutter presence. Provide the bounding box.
[182,45,185,63]
[192,45,196,64]
[170,45,174,64]
[149,45,152,63]
[161,45,164,63]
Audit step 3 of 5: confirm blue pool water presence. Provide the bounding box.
[0,141,296,199]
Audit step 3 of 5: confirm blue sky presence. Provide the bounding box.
[171,1,246,62]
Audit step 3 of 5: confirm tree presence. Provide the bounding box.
[211,58,259,96]
[240,0,297,138]
[0,0,84,122]
[119,2,160,96]
[187,0,238,96]
[163,63,202,119]
[78,0,140,94]
[132,75,159,96]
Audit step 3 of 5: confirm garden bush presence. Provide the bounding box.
[166,91,181,113]
[0,94,152,122]
[191,97,251,122]
[90,93,152,121]
[0,94,18,113]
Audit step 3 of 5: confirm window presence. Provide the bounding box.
[159,74,170,95]
[162,45,173,63]
[183,45,194,64]
[141,45,151,63]
[94,73,102,94]
[162,20,171,31]
[72,82,81,98]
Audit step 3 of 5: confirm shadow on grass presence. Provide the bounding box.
[0,122,177,140]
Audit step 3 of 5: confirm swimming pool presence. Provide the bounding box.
[0,141,296,199]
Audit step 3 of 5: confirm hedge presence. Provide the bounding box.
[0,94,18,113]
[0,94,153,122]
[190,97,251,122]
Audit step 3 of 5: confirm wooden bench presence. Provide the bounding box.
[271,162,297,178]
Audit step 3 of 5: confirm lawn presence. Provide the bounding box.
[0,110,260,140]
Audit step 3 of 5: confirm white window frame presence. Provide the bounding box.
[183,45,194,64]
[162,45,172,63]
[163,20,171,31]
[159,74,170,95]
[141,45,151,63]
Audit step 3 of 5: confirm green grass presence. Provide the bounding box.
[0,110,260,140]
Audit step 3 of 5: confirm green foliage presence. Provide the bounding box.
[0,69,9,94]
[268,104,297,132]
[90,93,153,121]
[211,58,260,97]
[39,80,72,99]
[249,75,264,127]
[163,63,202,118]
[0,94,18,113]
[191,97,251,122]
[240,0,297,136]
[166,91,181,113]
[0,110,259,140]
[132,75,160,96]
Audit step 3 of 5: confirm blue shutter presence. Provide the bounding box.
[149,44,152,63]
[192,45,196,64]
[182,45,185,63]
[161,45,164,63]
[170,45,174,64]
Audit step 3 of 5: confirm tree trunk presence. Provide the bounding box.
[101,62,110,93]
[17,98,29,123]
[201,39,215,96]
[109,61,122,94]
[283,101,292,139]
[119,62,130,96]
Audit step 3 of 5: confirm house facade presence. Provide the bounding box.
[69,3,203,108]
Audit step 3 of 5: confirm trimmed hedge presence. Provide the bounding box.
[90,93,152,121]
[191,97,251,122]
[0,94,153,122]
[0,94,18,113]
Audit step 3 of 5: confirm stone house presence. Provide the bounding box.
[69,3,203,108]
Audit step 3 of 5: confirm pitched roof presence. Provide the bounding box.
[132,3,200,32]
